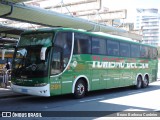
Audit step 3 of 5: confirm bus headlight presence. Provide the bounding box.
[34,83,47,87]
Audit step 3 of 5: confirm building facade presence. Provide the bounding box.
[134,8,160,46]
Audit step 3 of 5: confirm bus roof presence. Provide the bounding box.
[21,27,156,48]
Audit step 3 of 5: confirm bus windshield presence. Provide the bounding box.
[18,32,53,47]
[12,33,53,78]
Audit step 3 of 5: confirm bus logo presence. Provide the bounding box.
[92,61,149,69]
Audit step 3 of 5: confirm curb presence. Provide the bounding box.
[0,87,26,99]
[0,94,26,99]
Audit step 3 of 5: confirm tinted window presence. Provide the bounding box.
[92,37,107,55]
[107,40,119,56]
[120,42,130,57]
[146,47,157,59]
[51,48,62,75]
[74,33,91,54]
[140,46,149,58]
[152,48,158,59]
[55,32,72,61]
[131,44,140,58]
[148,48,152,59]
[20,33,53,46]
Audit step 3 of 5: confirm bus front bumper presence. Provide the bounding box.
[11,83,50,97]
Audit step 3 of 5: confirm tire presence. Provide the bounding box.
[74,80,86,99]
[135,76,142,89]
[142,76,149,88]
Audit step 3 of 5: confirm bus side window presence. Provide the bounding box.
[148,48,157,59]
[92,37,107,55]
[148,48,152,59]
[140,46,149,58]
[74,33,91,54]
[152,48,158,59]
[120,42,130,57]
[131,44,140,58]
[107,40,119,56]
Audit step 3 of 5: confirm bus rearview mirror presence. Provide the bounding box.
[40,47,47,60]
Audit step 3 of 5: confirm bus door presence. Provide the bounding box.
[50,46,63,95]
[50,50,74,95]
[50,32,73,95]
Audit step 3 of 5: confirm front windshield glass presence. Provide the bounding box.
[12,33,53,78]
[19,32,52,47]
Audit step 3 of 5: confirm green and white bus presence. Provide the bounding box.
[11,28,158,98]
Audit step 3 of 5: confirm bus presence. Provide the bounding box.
[11,28,158,98]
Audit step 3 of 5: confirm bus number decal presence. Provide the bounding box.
[50,84,61,90]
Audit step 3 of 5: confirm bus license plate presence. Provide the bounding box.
[21,88,28,93]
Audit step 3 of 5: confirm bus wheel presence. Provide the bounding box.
[142,76,149,88]
[74,80,86,99]
[136,76,142,89]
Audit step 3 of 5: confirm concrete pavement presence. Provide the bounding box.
[0,76,25,98]
[0,86,25,99]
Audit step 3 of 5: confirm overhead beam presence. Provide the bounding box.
[0,1,142,41]
[0,33,20,39]
[3,0,32,3]
[0,37,18,48]
[0,1,126,33]
[78,9,127,21]
[0,38,18,43]
[48,0,101,14]
[0,25,25,39]
[109,31,142,41]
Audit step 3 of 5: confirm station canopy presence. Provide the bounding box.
[0,0,142,42]
[0,25,25,48]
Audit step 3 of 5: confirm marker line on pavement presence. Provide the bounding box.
[79,97,104,103]
[127,91,143,95]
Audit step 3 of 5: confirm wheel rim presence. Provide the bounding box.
[137,78,142,88]
[77,83,85,95]
[143,77,148,86]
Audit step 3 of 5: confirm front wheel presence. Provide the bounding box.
[74,80,86,99]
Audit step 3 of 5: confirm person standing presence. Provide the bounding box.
[2,62,11,88]
[6,62,11,70]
